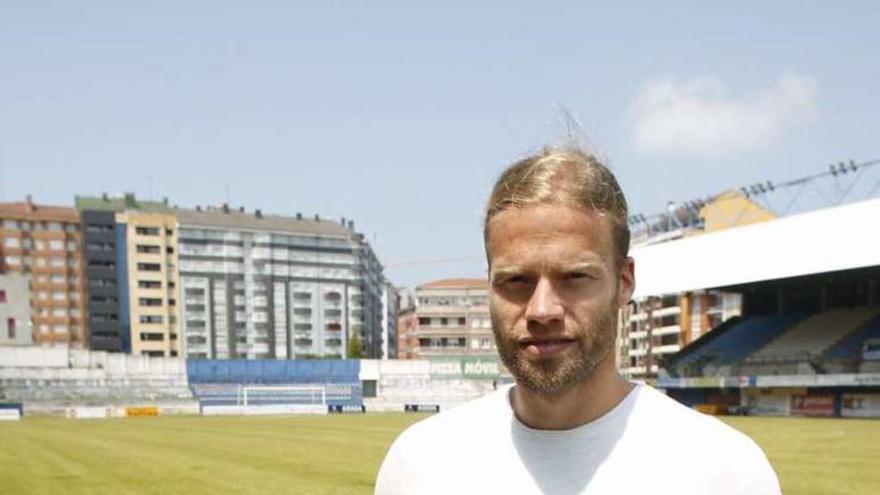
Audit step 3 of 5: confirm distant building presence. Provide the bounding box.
[407,278,495,358]
[618,291,742,378]
[618,191,764,378]
[0,274,32,345]
[117,211,181,357]
[380,279,399,359]
[76,194,180,356]
[0,197,87,346]
[396,289,419,359]
[176,206,386,360]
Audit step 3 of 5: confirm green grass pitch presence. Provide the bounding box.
[1,414,877,494]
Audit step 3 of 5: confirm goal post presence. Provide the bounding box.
[235,385,328,415]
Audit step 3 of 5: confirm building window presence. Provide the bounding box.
[137,263,161,272]
[138,280,162,289]
[136,244,161,254]
[135,227,160,236]
[139,315,164,324]
[7,318,15,339]
[4,237,20,248]
[0,290,6,303]
[85,224,113,233]
[138,298,163,307]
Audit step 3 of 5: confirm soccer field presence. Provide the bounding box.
[0,414,877,495]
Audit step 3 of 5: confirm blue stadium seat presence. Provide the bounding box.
[674,313,807,375]
[824,314,880,360]
[187,360,363,407]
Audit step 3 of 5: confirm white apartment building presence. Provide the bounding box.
[177,206,387,360]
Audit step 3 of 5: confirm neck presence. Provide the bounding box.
[511,360,633,430]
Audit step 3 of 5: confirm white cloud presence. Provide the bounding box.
[632,74,817,155]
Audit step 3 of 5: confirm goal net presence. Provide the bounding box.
[236,385,327,415]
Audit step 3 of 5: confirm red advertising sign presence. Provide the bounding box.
[790,394,835,417]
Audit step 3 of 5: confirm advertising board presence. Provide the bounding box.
[841,394,880,418]
[790,394,835,417]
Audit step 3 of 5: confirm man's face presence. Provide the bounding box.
[487,203,634,395]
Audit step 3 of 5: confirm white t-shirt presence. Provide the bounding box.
[375,383,780,495]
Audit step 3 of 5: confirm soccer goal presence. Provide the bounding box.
[236,385,328,415]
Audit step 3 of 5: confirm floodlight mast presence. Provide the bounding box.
[629,157,880,244]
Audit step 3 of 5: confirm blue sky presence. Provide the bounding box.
[2,1,878,287]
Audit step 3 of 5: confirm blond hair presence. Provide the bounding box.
[484,147,630,264]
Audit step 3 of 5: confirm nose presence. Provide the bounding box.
[525,277,564,325]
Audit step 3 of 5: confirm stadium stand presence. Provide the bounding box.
[825,314,880,360]
[740,307,880,375]
[670,313,807,377]
[0,347,196,414]
[187,359,363,408]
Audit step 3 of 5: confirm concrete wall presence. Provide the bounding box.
[0,274,32,345]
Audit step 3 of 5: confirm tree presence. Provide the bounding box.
[347,333,363,359]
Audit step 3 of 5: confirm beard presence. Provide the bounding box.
[491,304,618,396]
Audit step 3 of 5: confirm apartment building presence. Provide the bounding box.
[618,291,742,378]
[618,192,756,379]
[407,278,495,358]
[396,289,419,359]
[117,211,181,357]
[380,279,399,359]
[0,198,87,346]
[177,206,387,360]
[77,194,180,356]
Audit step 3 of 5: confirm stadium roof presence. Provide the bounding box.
[631,196,880,298]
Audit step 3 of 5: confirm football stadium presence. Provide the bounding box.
[2,163,880,495]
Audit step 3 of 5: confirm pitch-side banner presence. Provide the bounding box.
[841,394,880,418]
[429,357,502,379]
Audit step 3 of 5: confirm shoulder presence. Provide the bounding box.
[393,385,511,447]
[374,387,512,494]
[631,385,780,494]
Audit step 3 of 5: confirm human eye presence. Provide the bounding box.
[494,273,531,289]
[563,271,596,283]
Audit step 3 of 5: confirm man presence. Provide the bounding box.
[375,147,780,494]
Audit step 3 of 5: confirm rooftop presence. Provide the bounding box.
[176,207,354,237]
[75,193,174,214]
[0,198,79,223]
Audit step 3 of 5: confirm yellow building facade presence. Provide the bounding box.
[117,211,181,357]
